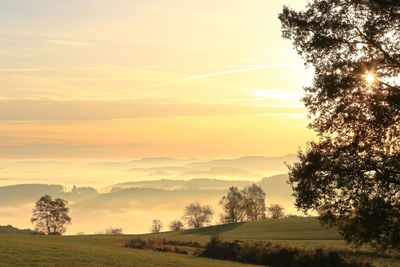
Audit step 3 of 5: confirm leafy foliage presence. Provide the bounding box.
[279,0,400,250]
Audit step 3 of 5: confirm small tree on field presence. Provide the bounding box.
[106,227,123,235]
[183,203,213,228]
[242,184,266,221]
[219,186,245,224]
[31,195,71,235]
[268,204,285,219]
[151,219,163,233]
[169,219,184,231]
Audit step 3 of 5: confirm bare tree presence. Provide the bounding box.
[242,184,266,221]
[151,219,163,233]
[169,219,184,231]
[268,204,285,219]
[219,186,245,223]
[31,195,71,235]
[106,227,123,235]
[183,203,213,228]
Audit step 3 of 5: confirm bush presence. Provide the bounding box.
[124,238,202,256]
[200,237,375,267]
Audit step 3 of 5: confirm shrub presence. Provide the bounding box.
[124,238,202,256]
[200,238,376,267]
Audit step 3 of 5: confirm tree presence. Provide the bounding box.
[219,186,245,223]
[182,203,214,228]
[169,219,184,231]
[106,227,123,235]
[151,219,163,233]
[280,0,400,250]
[268,204,285,219]
[242,184,266,221]
[31,195,71,235]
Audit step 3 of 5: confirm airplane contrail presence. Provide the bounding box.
[115,64,290,93]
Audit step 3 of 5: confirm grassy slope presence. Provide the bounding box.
[0,217,398,267]
[0,234,252,267]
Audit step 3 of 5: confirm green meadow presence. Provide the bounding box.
[0,217,398,267]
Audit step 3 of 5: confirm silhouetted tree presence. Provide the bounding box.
[183,203,214,228]
[31,195,71,235]
[169,219,184,231]
[242,184,266,221]
[219,186,245,223]
[268,204,285,219]
[280,0,400,250]
[151,219,163,233]
[106,227,123,235]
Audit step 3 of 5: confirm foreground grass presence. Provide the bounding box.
[145,217,399,267]
[0,234,253,267]
[0,217,398,267]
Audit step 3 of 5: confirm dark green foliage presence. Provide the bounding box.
[279,0,400,250]
[200,237,376,267]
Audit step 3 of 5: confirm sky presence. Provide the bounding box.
[0,0,312,160]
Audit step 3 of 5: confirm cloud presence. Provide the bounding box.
[0,99,305,121]
[0,68,39,72]
[116,64,291,93]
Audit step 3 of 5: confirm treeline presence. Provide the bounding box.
[29,183,286,235]
[150,184,286,233]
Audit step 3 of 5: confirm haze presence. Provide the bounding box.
[0,0,311,233]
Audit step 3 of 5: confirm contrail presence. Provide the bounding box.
[116,64,290,92]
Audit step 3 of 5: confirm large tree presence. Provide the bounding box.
[280,0,400,250]
[242,184,266,221]
[219,186,245,223]
[31,195,71,235]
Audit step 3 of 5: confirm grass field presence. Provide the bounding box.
[0,217,398,267]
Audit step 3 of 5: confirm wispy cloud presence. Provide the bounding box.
[115,64,290,93]
[44,38,124,54]
[0,68,39,73]
[0,99,304,121]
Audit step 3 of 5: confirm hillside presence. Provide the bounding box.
[0,217,397,267]
[0,225,37,235]
[147,217,341,242]
[0,175,295,234]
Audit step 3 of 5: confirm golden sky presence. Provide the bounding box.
[0,0,312,159]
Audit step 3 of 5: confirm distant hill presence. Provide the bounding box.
[107,178,254,191]
[185,155,296,172]
[0,184,98,205]
[0,225,37,235]
[0,175,297,234]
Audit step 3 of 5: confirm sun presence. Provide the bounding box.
[364,72,376,85]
